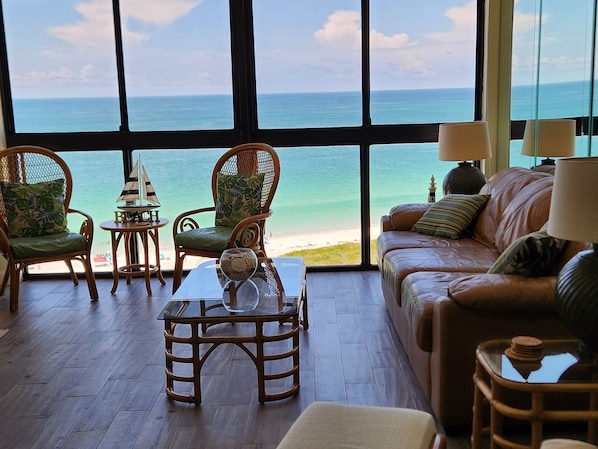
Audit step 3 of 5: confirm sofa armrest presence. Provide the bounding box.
[448,273,557,312]
[385,203,431,231]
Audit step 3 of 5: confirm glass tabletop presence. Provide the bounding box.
[157,257,305,320]
[478,339,598,384]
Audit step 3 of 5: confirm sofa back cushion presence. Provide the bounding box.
[472,167,552,247]
[494,176,554,253]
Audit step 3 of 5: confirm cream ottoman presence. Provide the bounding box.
[541,440,597,449]
[276,402,445,449]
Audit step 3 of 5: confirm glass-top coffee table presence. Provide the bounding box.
[157,257,307,405]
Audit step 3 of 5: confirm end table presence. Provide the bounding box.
[472,338,598,449]
[100,218,169,295]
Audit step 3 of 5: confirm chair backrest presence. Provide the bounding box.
[0,145,72,231]
[211,143,280,212]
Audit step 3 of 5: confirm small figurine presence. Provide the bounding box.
[428,175,436,203]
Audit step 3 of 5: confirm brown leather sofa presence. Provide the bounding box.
[376,167,588,431]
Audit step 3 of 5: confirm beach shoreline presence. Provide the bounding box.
[28,225,380,275]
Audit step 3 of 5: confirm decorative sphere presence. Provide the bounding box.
[222,279,259,312]
[220,248,258,281]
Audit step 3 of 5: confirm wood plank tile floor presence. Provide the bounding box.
[0,270,475,449]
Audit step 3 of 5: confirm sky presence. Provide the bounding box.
[1,0,594,99]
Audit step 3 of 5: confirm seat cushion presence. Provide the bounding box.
[175,226,234,252]
[276,402,438,449]
[10,232,87,259]
[381,246,498,306]
[1,179,67,238]
[401,271,467,351]
[376,231,484,265]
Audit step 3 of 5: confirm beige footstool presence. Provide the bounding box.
[541,440,598,449]
[276,402,445,449]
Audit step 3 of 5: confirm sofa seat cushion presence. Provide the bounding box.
[381,246,499,306]
[401,271,468,352]
[376,231,484,264]
[448,273,559,312]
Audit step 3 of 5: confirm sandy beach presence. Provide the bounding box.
[26,225,380,276]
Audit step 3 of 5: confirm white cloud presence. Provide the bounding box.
[314,10,361,49]
[80,64,96,79]
[48,0,202,47]
[314,10,415,50]
[16,67,75,82]
[426,1,476,43]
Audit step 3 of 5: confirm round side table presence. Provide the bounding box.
[100,218,169,295]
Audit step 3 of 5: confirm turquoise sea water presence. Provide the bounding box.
[11,81,593,261]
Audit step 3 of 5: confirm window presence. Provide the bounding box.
[0,1,484,271]
[253,0,362,128]
[4,0,120,132]
[370,0,477,124]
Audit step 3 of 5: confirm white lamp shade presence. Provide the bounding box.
[521,119,576,157]
[438,121,492,162]
[548,157,598,243]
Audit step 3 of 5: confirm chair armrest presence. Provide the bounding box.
[67,208,94,243]
[230,210,273,250]
[172,206,216,237]
[448,273,557,312]
[387,203,431,231]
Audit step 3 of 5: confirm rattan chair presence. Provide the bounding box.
[172,143,280,292]
[0,145,98,312]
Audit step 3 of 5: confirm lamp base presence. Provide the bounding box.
[556,246,598,355]
[442,162,487,195]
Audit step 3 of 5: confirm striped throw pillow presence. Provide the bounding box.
[411,194,490,239]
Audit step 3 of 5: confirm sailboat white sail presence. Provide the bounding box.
[116,158,160,211]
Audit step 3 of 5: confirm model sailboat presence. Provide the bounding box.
[116,157,160,213]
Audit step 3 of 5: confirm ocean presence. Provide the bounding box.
[11,80,593,265]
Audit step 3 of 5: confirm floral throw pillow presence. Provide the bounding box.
[487,231,568,277]
[1,179,68,238]
[214,172,265,228]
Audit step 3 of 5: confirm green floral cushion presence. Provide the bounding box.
[1,179,68,238]
[488,231,568,277]
[214,172,265,228]
[411,194,490,239]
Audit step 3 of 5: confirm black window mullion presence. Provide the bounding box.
[0,1,15,136]
[230,0,258,141]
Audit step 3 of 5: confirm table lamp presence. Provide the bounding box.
[521,119,576,172]
[547,157,598,355]
[438,121,492,195]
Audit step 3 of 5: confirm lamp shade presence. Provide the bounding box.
[548,157,598,243]
[521,119,576,157]
[438,121,492,162]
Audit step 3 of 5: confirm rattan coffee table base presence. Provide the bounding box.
[163,311,301,405]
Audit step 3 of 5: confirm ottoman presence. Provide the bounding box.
[276,402,445,449]
[541,440,597,449]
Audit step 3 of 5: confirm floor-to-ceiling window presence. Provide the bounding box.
[0,0,484,273]
[510,0,597,167]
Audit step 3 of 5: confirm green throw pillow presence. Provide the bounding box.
[488,231,568,277]
[1,179,68,238]
[411,194,490,239]
[214,172,265,228]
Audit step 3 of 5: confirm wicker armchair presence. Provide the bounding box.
[0,145,98,312]
[172,143,280,292]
